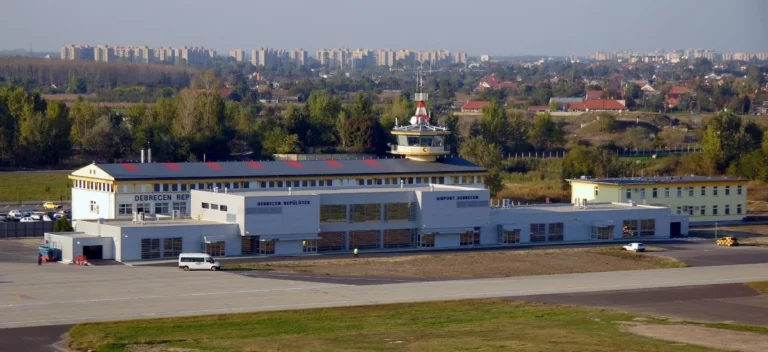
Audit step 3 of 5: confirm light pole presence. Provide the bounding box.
[715,222,718,240]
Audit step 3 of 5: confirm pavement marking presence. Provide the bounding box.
[0,284,348,308]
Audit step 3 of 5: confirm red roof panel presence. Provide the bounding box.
[285,160,303,169]
[362,159,381,167]
[120,164,140,172]
[246,161,264,169]
[163,163,181,171]
[324,160,343,168]
[205,162,223,170]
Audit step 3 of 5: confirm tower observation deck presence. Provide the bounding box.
[389,72,451,162]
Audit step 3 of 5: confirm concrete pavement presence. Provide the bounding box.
[2,261,768,328]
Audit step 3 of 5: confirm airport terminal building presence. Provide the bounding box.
[47,184,687,263]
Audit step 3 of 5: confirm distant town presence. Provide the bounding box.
[59,44,767,68]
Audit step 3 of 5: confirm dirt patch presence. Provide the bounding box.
[239,247,686,279]
[624,324,768,352]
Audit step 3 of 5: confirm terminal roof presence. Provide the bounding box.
[207,185,487,197]
[92,157,485,181]
[567,176,746,186]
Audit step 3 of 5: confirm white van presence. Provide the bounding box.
[178,253,221,271]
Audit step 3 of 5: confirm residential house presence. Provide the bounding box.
[476,74,517,91]
[460,101,492,113]
[585,90,604,100]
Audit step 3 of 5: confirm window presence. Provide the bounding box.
[155,202,169,214]
[136,203,150,214]
[459,231,478,246]
[349,230,379,249]
[303,180,310,187]
[243,181,250,189]
[202,202,210,209]
[677,187,682,198]
[172,202,188,214]
[622,220,638,238]
[89,201,97,213]
[320,205,347,223]
[701,205,706,216]
[725,186,730,196]
[418,233,435,248]
[713,186,718,196]
[738,186,743,195]
[664,187,670,198]
[725,205,730,215]
[220,205,228,212]
[548,223,564,241]
[530,223,546,242]
[172,184,179,192]
[232,182,239,189]
[639,219,655,237]
[640,189,646,199]
[385,203,410,221]
[500,229,521,244]
[384,229,414,248]
[593,186,598,197]
[211,204,219,210]
[268,181,275,188]
[318,180,325,187]
[277,181,283,188]
[154,184,161,192]
[652,188,658,198]
[713,205,718,215]
[317,231,344,252]
[737,204,742,214]
[311,180,318,187]
[163,238,182,258]
[351,204,381,222]
[141,238,160,259]
[701,186,706,196]
[625,189,632,200]
[162,184,170,192]
[592,225,614,240]
[688,187,694,197]
[181,184,188,191]
[118,203,132,216]
[215,183,222,190]
[676,206,682,215]
[260,181,267,188]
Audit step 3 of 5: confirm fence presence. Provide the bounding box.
[504,144,701,160]
[0,221,54,238]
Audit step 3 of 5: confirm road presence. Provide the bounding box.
[2,262,768,329]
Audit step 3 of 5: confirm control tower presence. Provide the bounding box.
[389,73,450,162]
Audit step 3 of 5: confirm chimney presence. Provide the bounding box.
[140,149,145,163]
[147,148,152,163]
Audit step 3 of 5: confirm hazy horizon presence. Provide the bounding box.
[2,0,767,56]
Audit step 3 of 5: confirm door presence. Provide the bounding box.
[670,222,682,237]
[302,240,317,253]
[205,242,226,256]
[83,245,103,260]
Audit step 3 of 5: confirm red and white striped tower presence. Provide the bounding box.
[411,71,430,125]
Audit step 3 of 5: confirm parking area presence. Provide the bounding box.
[655,240,768,266]
[0,238,44,264]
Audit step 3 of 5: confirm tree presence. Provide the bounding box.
[479,100,508,147]
[561,146,621,181]
[597,113,618,132]
[53,216,74,232]
[529,113,565,150]
[340,114,388,154]
[548,100,560,112]
[440,114,460,155]
[459,137,504,196]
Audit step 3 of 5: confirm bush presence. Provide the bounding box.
[53,217,74,232]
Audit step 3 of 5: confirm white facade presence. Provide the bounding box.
[51,185,687,263]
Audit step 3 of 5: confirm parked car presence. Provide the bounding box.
[19,217,40,222]
[8,210,21,219]
[43,202,61,210]
[623,242,645,252]
[41,215,53,222]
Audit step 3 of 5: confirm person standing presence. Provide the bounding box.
[353,248,359,259]
[38,253,42,265]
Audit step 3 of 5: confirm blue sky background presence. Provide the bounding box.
[2,0,767,55]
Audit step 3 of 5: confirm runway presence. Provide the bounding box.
[2,262,768,329]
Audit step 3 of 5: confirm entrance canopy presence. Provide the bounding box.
[259,234,321,241]
[204,235,227,243]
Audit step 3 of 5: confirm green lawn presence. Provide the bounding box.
[68,300,725,352]
[747,281,768,295]
[0,172,70,202]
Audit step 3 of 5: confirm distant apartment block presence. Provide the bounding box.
[60,44,94,61]
[454,52,468,64]
[153,46,176,64]
[93,45,115,62]
[316,48,349,69]
[229,49,246,62]
[252,47,278,67]
[289,48,308,66]
[377,49,395,67]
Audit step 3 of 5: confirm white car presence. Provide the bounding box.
[30,214,42,220]
[41,215,53,221]
[623,242,645,252]
[8,210,21,219]
[178,253,221,271]
[19,217,40,222]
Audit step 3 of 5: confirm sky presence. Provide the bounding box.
[2,0,767,56]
